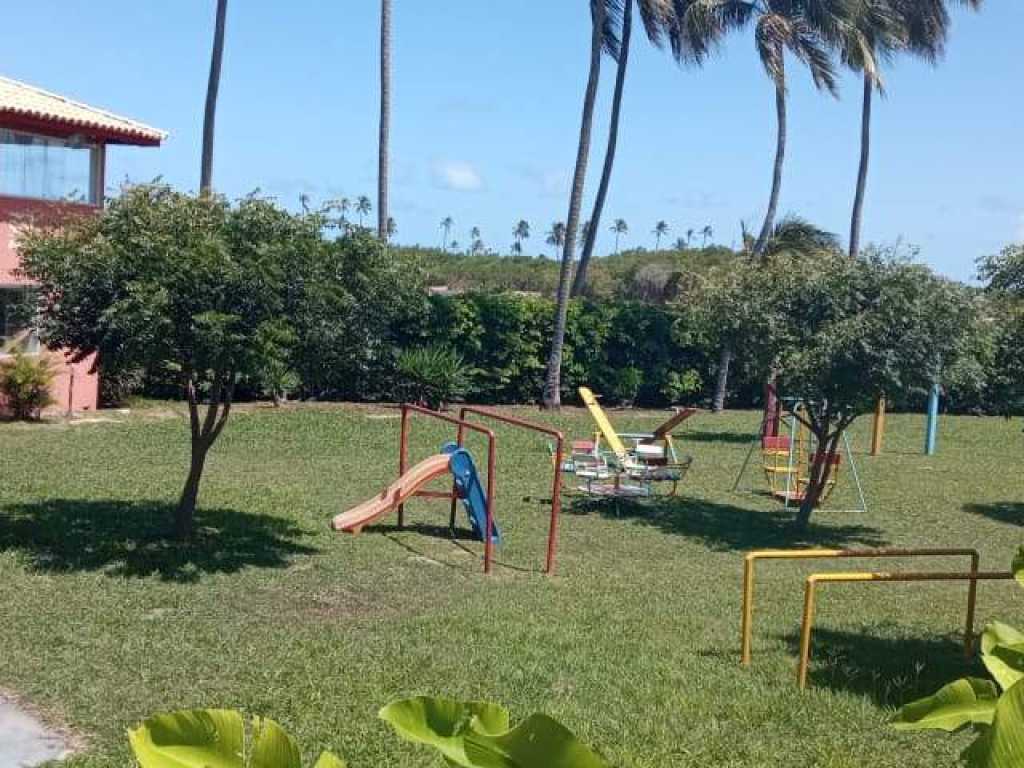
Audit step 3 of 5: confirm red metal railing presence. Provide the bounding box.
[458,406,564,576]
[398,403,498,574]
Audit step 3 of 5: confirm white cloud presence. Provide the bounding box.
[432,161,483,192]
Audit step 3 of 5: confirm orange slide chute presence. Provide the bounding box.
[331,453,452,534]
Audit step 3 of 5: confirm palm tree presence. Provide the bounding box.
[571,0,676,296]
[686,227,694,247]
[546,221,567,258]
[386,216,397,240]
[355,196,372,227]
[513,219,530,254]
[610,219,628,254]
[511,241,523,256]
[674,237,688,251]
[653,220,669,249]
[710,215,839,413]
[741,1,840,256]
[338,197,351,225]
[200,0,228,194]
[471,237,485,255]
[701,224,713,247]
[377,0,392,239]
[541,0,616,410]
[440,216,454,251]
[839,0,982,257]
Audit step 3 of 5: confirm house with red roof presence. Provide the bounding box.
[0,76,165,413]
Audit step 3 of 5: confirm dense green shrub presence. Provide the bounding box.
[397,345,471,409]
[0,352,57,420]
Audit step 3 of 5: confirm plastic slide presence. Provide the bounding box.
[331,454,452,534]
[331,446,500,542]
[447,445,501,544]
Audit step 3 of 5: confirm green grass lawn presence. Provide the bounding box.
[1,404,1023,767]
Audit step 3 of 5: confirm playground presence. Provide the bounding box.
[0,403,1022,766]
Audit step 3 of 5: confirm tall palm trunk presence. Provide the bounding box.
[711,345,732,413]
[377,0,391,240]
[571,0,632,297]
[848,71,872,257]
[200,0,228,194]
[541,1,604,410]
[753,74,787,256]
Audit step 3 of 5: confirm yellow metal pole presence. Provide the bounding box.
[797,570,1013,689]
[870,397,886,456]
[740,548,980,666]
[966,551,980,657]
[798,577,817,690]
[741,555,756,666]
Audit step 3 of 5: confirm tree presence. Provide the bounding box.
[377,0,392,239]
[355,195,372,227]
[686,227,695,247]
[653,220,669,249]
[440,216,454,251]
[541,0,615,410]
[513,219,530,254]
[702,1,840,257]
[743,249,974,528]
[674,237,688,250]
[610,218,628,254]
[200,0,228,194]
[18,185,325,537]
[546,221,567,258]
[709,216,838,413]
[700,224,713,247]
[386,216,397,240]
[839,0,983,257]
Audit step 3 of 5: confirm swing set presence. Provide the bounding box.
[733,386,867,513]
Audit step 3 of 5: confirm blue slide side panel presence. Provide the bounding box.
[447,447,500,544]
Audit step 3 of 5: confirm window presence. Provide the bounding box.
[0,128,97,204]
[0,286,40,355]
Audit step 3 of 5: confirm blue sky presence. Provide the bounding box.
[3,1,1019,280]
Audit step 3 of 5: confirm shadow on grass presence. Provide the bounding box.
[963,501,1024,526]
[780,626,978,707]
[368,521,478,542]
[566,495,887,551]
[678,430,757,445]
[0,499,317,582]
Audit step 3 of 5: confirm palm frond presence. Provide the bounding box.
[761,214,841,257]
[755,13,791,86]
[595,0,627,59]
[787,16,839,94]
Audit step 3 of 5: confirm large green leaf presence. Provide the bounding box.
[128,709,245,768]
[380,696,510,767]
[892,678,999,733]
[462,713,610,768]
[251,717,301,768]
[963,678,1024,767]
[1012,547,1024,589]
[983,623,1024,691]
[311,753,347,768]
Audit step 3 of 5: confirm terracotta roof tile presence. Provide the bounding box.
[0,75,166,145]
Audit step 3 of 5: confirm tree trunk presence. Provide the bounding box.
[571,0,632,297]
[711,345,732,414]
[176,440,209,538]
[848,71,872,258]
[753,76,787,257]
[200,0,228,194]
[795,430,839,531]
[175,372,235,538]
[377,0,391,240]
[541,1,604,410]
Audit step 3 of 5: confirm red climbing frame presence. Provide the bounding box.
[397,403,498,574]
[458,406,564,576]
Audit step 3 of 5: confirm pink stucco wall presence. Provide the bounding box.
[1,195,100,413]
